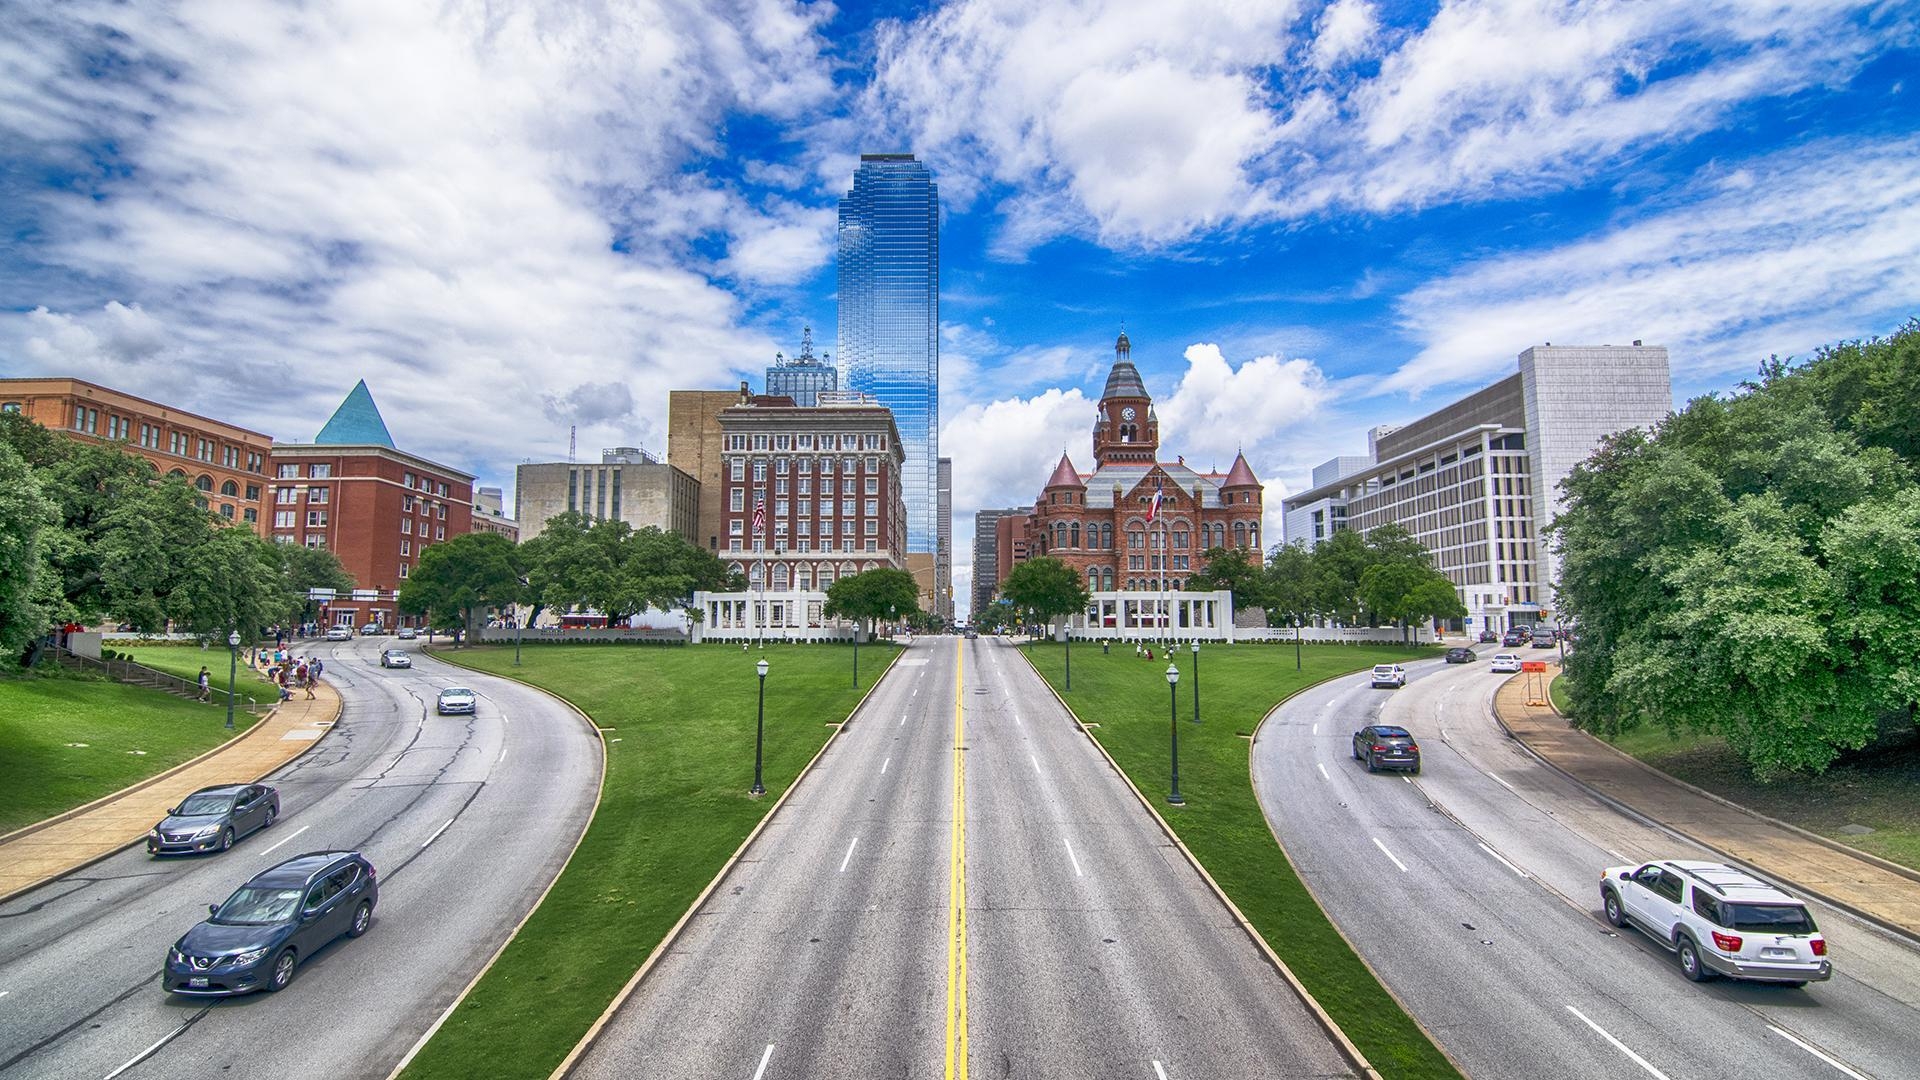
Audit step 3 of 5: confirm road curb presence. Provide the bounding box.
[1491,672,1920,949]
[547,643,908,1080]
[385,645,611,1080]
[1015,644,1387,1080]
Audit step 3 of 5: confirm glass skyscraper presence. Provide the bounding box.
[837,154,939,555]
[765,326,837,407]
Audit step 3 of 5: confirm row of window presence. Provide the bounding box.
[732,539,880,554]
[1037,521,1257,554]
[66,403,266,472]
[277,463,332,479]
[1074,567,1195,592]
[731,517,881,537]
[731,494,884,517]
[726,433,887,453]
[730,456,882,482]
[739,476,881,498]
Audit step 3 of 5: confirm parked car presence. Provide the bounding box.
[379,649,411,669]
[1444,647,1477,664]
[436,687,477,715]
[164,851,378,996]
[1369,664,1407,689]
[324,627,352,642]
[1601,860,1829,985]
[149,784,279,856]
[359,623,384,636]
[396,627,418,640]
[1352,724,1421,774]
[1489,653,1523,673]
[1478,630,1499,643]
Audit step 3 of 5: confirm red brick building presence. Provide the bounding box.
[0,377,273,534]
[1021,332,1265,595]
[269,381,473,629]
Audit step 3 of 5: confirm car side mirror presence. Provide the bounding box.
[1618,871,1632,881]
[168,806,181,816]
[208,904,219,917]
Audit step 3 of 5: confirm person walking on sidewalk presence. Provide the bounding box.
[196,667,211,703]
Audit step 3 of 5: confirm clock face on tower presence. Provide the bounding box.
[1121,407,1137,421]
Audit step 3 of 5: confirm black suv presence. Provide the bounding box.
[1352,724,1421,774]
[164,851,378,996]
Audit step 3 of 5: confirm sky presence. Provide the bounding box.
[3,0,1917,617]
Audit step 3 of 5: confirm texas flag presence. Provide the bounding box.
[1146,487,1163,523]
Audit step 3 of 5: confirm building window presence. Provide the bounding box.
[195,475,214,492]
[274,510,296,528]
[308,486,329,504]
[245,484,260,501]
[307,510,328,527]
[398,563,409,578]
[404,472,416,487]
[243,508,258,523]
[276,487,298,504]
[1128,531,1143,549]
[775,457,789,474]
[401,540,411,556]
[730,489,745,512]
[0,402,18,413]
[278,464,299,479]
[305,535,326,549]
[775,500,789,516]
[435,526,444,540]
[864,519,878,535]
[865,498,878,516]
[753,461,767,482]
[402,519,413,535]
[219,504,235,519]
[309,463,331,478]
[729,520,743,536]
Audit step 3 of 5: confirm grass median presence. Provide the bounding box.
[401,640,899,1080]
[1024,640,1460,1080]
[119,643,282,706]
[0,671,263,833]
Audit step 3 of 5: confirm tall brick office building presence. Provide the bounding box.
[269,382,473,630]
[1021,333,1266,596]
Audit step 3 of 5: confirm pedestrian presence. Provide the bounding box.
[196,666,211,703]
[311,657,324,680]
[277,666,291,702]
[298,661,315,700]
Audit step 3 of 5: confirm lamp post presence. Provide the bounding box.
[852,620,860,689]
[1064,615,1072,691]
[224,630,240,730]
[513,576,528,667]
[1190,639,1200,723]
[1294,616,1303,671]
[1165,662,1184,804]
[750,658,769,796]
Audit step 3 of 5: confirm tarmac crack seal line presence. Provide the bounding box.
[944,637,969,1080]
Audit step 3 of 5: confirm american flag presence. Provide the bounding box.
[751,494,765,535]
[1146,487,1163,523]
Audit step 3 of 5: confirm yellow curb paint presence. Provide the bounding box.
[944,638,969,1080]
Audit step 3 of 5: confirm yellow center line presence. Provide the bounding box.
[944,637,969,1080]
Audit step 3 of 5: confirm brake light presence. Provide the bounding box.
[1371,745,1387,753]
[1810,938,1826,956]
[1407,744,1419,752]
[1710,931,1742,952]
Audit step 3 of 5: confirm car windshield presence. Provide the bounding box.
[1724,903,1816,934]
[213,886,303,925]
[176,794,234,816]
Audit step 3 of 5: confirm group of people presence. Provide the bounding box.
[195,650,324,704]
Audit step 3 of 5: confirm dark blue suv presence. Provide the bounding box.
[164,851,377,996]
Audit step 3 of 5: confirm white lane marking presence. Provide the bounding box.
[839,836,859,873]
[1488,772,1517,792]
[104,1017,199,1080]
[1606,849,1625,859]
[1565,1005,1673,1080]
[1372,837,1409,873]
[1311,723,1318,736]
[258,824,310,856]
[1152,1062,1171,1080]
[750,1043,775,1080]
[0,990,8,998]
[1030,752,1043,774]
[1317,763,1330,781]
[881,756,891,775]
[496,742,508,766]
[422,818,454,849]
[1769,1025,1868,1079]
[900,713,908,727]
[1063,837,1084,877]
[1478,842,1530,878]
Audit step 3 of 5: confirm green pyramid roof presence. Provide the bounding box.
[314,380,396,448]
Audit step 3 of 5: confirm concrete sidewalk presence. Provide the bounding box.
[0,678,342,903]
[1493,664,1920,940]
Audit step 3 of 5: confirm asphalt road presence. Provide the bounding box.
[1253,655,1920,1080]
[572,635,1353,1080]
[0,635,600,1080]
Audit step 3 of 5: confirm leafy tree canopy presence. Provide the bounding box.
[823,568,921,629]
[1000,556,1091,628]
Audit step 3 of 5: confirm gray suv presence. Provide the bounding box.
[164,851,378,995]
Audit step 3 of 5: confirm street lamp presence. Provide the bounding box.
[514,575,528,666]
[1165,662,1184,805]
[1064,615,1072,692]
[750,658,769,796]
[1189,639,1200,723]
[852,620,860,690]
[224,630,241,730]
[1294,616,1303,671]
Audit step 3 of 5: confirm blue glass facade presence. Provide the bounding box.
[837,154,939,554]
[765,327,838,407]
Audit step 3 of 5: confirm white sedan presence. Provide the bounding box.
[1489,653,1523,673]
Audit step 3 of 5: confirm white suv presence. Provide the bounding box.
[1369,664,1407,689]
[1600,860,1830,985]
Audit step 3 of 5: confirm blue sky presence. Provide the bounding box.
[3,0,1917,612]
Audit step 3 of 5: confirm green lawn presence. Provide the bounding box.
[120,644,281,709]
[401,641,899,1080]
[1025,641,1460,1080]
[0,672,263,833]
[1600,722,1920,874]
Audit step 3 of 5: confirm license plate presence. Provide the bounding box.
[188,977,208,988]
[1763,947,1794,958]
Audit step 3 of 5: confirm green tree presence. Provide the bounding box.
[274,544,356,625]
[0,443,57,664]
[1188,544,1266,611]
[1259,541,1321,625]
[1001,556,1093,685]
[823,568,922,635]
[398,532,526,640]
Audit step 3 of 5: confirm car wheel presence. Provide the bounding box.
[1677,935,1715,982]
[219,828,234,852]
[1352,744,1361,761]
[1365,754,1377,773]
[1410,760,1422,775]
[1602,889,1625,928]
[267,949,297,992]
[347,900,373,938]
[263,805,277,828]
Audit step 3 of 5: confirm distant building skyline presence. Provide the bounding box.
[836,153,939,561]
[765,326,838,408]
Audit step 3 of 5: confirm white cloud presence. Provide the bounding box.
[940,387,1092,519]
[0,0,838,474]
[1158,343,1332,462]
[867,0,1901,250]
[1386,135,1920,395]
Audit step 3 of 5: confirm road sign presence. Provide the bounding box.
[307,588,336,600]
[1522,661,1549,672]
[351,589,378,601]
